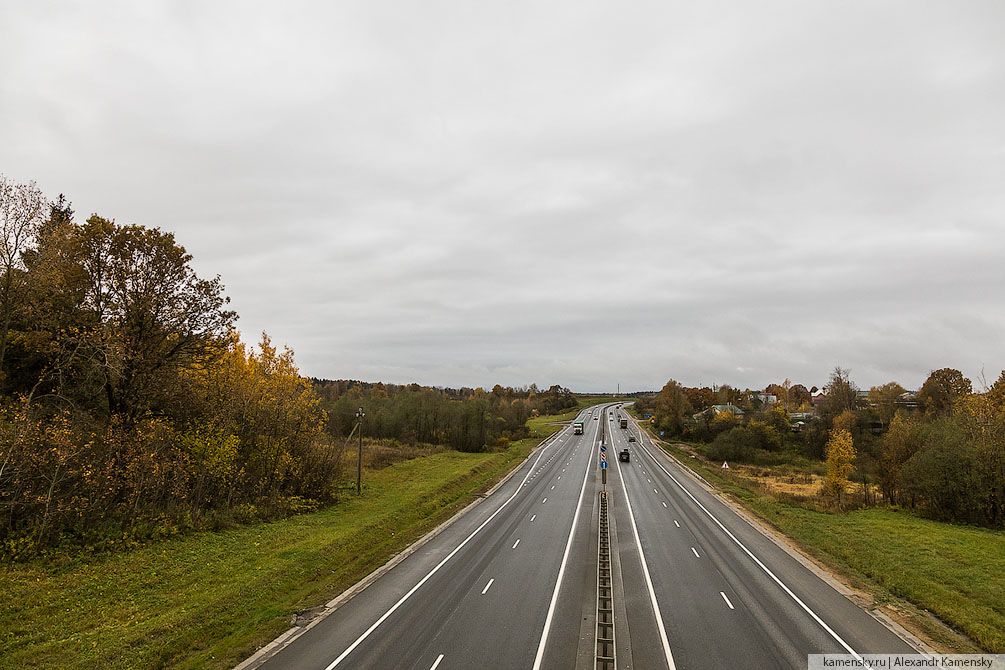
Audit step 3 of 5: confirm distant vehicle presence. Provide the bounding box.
[573,421,584,435]
[619,449,630,462]
[594,416,599,420]
[620,418,628,429]
[628,436,636,442]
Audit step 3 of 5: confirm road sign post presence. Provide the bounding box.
[600,445,608,487]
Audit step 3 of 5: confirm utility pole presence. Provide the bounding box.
[355,407,365,494]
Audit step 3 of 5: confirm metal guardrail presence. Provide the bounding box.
[595,490,615,670]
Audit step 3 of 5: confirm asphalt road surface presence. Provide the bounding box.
[250,404,915,670]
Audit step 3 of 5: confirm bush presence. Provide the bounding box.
[707,427,759,463]
[747,420,783,451]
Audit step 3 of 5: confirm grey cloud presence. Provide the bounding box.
[3,0,1004,393]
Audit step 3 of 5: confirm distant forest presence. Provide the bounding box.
[0,176,576,559]
[637,368,1005,528]
[312,379,576,452]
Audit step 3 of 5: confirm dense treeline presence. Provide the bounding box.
[313,381,577,452]
[0,177,338,558]
[0,175,578,559]
[639,367,1005,528]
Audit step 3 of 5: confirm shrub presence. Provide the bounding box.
[707,427,759,463]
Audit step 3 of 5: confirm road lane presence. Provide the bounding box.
[255,405,614,670]
[613,414,916,669]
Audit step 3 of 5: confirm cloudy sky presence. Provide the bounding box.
[3,1,1004,393]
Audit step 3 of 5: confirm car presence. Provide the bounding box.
[593,417,598,420]
[628,436,636,442]
[619,449,630,462]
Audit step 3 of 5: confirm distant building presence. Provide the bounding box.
[693,404,745,421]
[896,391,919,410]
[755,393,777,405]
[789,412,815,432]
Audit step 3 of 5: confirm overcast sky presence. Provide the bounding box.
[3,1,1004,393]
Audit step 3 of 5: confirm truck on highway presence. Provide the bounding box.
[620,418,628,429]
[619,449,630,462]
[573,421,584,435]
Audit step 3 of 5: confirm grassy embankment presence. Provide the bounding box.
[0,415,571,670]
[645,433,1004,653]
[574,396,627,410]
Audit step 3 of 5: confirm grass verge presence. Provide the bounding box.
[0,435,546,669]
[652,440,1004,653]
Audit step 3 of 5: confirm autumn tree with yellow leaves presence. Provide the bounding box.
[822,428,856,503]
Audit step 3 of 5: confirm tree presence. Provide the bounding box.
[72,217,237,417]
[707,427,757,462]
[868,381,907,428]
[746,419,783,451]
[956,393,1005,526]
[825,367,859,416]
[901,420,976,522]
[715,384,738,405]
[789,384,811,408]
[877,412,919,504]
[685,386,715,411]
[823,428,856,503]
[918,368,972,418]
[0,175,48,381]
[655,379,692,436]
[987,370,1005,409]
[763,405,790,436]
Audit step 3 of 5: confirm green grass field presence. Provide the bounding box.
[0,434,547,669]
[655,441,1005,653]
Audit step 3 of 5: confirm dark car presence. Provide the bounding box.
[619,449,630,462]
[628,436,636,442]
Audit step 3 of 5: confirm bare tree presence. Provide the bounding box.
[0,175,48,378]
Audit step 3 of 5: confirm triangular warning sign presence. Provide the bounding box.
[722,461,729,469]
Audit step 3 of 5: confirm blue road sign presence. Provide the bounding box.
[600,461,608,469]
[600,444,606,452]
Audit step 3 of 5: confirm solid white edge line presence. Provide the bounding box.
[322,425,567,669]
[720,591,735,610]
[615,441,677,670]
[634,433,864,660]
[482,578,494,595]
[531,405,607,670]
[429,653,444,670]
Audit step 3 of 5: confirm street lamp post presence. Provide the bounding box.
[355,407,365,494]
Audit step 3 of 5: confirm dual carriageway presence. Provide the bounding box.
[248,404,915,670]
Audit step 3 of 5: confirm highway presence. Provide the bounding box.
[247,403,916,670]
